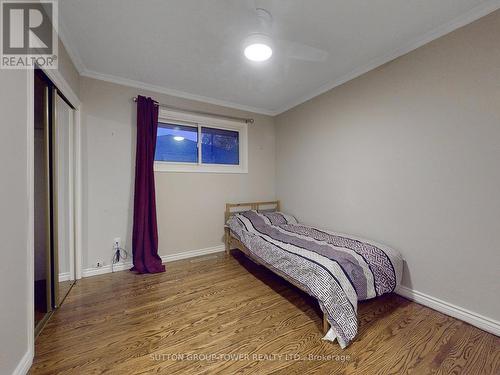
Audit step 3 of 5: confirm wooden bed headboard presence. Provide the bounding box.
[224,200,280,222]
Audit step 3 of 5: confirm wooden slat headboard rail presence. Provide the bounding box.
[225,200,280,222]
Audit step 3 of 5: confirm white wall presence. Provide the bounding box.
[276,10,500,322]
[80,77,276,270]
[0,70,31,375]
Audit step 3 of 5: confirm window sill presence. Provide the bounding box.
[154,161,248,174]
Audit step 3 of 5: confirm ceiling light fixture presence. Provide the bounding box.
[244,43,272,62]
[244,33,273,62]
[173,136,185,141]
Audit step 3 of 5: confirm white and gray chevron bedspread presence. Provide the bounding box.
[227,210,403,348]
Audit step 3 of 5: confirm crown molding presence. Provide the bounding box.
[273,0,500,115]
[80,69,276,116]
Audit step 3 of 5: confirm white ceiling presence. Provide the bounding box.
[59,0,500,115]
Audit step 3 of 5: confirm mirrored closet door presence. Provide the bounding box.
[34,69,77,334]
[34,71,51,330]
[54,93,76,307]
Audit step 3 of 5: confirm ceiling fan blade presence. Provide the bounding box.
[249,4,328,63]
[278,39,328,62]
[255,7,273,32]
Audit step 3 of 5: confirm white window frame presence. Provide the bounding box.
[154,108,248,173]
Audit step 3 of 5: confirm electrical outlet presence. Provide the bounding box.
[113,237,121,248]
[96,261,104,268]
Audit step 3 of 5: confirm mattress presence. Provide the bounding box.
[227,210,403,348]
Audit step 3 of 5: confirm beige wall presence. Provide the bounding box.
[0,70,30,374]
[275,10,500,321]
[80,77,275,269]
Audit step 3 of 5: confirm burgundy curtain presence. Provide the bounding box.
[131,96,165,274]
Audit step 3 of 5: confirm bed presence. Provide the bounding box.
[224,201,403,348]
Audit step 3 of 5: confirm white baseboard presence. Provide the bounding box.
[396,285,500,336]
[82,261,133,277]
[58,272,71,282]
[160,245,225,263]
[82,245,225,278]
[11,348,33,375]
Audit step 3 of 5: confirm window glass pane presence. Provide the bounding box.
[201,127,239,165]
[155,122,198,163]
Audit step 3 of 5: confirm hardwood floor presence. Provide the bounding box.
[30,251,499,375]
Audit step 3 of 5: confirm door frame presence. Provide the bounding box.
[41,68,82,281]
[27,66,82,351]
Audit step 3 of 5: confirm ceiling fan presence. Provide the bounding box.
[243,3,328,63]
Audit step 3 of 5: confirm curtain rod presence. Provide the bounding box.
[132,97,254,124]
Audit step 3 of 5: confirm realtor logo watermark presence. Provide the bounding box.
[1,0,58,69]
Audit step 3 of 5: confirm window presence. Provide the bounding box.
[154,108,248,173]
[156,123,198,163]
[201,127,239,165]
